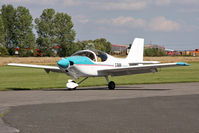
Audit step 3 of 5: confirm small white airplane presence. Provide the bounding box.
[7,38,189,90]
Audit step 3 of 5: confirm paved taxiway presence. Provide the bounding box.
[1,82,199,133]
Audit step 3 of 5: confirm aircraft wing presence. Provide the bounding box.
[98,62,190,76]
[7,63,63,73]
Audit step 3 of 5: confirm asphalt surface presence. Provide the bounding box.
[1,82,199,133]
[3,94,199,133]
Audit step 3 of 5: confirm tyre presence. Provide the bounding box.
[108,81,115,90]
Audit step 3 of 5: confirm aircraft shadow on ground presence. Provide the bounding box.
[6,87,171,91]
[44,86,171,91]
[6,88,32,91]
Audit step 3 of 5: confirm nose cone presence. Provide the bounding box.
[57,59,69,68]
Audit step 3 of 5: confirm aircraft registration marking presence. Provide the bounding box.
[115,63,122,67]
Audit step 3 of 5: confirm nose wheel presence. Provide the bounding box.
[105,76,115,90]
[66,80,78,90]
[66,77,88,90]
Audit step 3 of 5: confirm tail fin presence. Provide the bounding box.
[126,38,144,63]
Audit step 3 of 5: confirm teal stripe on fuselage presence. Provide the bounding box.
[65,56,95,65]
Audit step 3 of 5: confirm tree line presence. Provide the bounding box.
[144,48,166,56]
[0,4,111,57]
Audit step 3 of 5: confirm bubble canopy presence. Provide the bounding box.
[72,50,108,62]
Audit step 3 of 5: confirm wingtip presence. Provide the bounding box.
[7,63,14,66]
[176,62,190,66]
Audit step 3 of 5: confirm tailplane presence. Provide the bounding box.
[126,38,144,63]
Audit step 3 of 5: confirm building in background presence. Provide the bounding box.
[181,49,199,56]
[111,44,128,55]
[145,44,165,51]
[165,49,181,56]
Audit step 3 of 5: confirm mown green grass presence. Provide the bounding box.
[0,63,198,90]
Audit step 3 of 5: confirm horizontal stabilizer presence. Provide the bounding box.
[176,62,190,66]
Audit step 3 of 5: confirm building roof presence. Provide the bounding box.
[111,44,128,52]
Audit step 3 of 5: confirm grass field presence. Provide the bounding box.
[0,62,198,91]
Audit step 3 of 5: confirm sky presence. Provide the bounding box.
[0,0,199,50]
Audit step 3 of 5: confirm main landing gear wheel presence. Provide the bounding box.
[108,81,115,90]
[105,76,116,90]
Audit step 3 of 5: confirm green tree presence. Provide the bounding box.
[55,12,76,57]
[0,16,4,44]
[0,4,16,49]
[35,9,76,57]
[35,8,56,56]
[144,48,166,56]
[94,38,111,53]
[0,45,9,56]
[15,6,35,56]
[1,4,35,56]
[76,40,93,50]
[76,38,111,53]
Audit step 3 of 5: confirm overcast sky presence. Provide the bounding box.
[1,0,199,50]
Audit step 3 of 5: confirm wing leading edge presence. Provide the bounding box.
[7,63,62,73]
[98,62,190,76]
